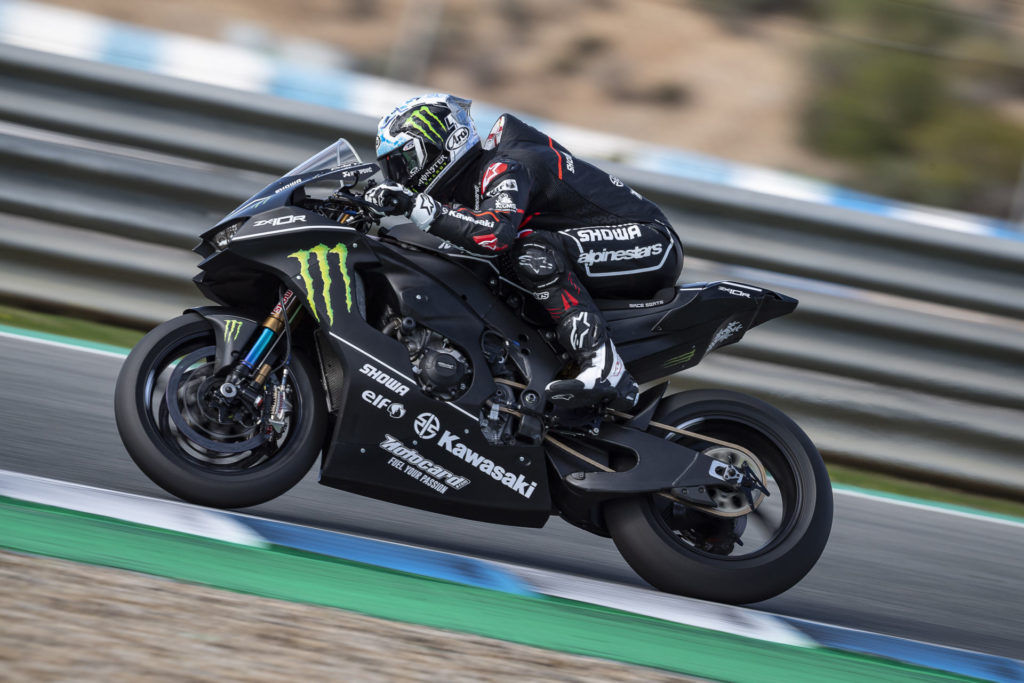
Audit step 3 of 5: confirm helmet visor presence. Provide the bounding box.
[381,138,425,184]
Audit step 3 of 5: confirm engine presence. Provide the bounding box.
[393,317,472,401]
[381,312,538,445]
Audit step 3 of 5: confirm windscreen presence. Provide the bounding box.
[285,139,362,176]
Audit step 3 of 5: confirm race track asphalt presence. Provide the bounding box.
[1,332,1021,660]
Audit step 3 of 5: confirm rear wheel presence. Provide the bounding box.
[605,389,832,604]
[114,313,327,508]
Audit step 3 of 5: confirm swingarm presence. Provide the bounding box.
[547,421,769,514]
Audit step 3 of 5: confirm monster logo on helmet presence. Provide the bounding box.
[405,106,447,145]
[375,93,481,194]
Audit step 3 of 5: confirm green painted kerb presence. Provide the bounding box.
[0,498,980,683]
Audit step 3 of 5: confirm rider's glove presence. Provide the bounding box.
[364,182,438,231]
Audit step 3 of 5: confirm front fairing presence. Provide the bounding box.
[198,139,380,253]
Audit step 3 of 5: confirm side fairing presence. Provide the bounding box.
[317,243,556,527]
[203,217,555,527]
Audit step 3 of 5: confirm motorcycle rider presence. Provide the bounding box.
[365,93,683,410]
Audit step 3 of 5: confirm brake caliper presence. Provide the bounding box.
[267,368,293,433]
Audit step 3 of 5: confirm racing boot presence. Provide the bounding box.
[546,310,639,411]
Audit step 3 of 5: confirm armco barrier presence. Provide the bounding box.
[0,44,1022,497]
[3,0,1018,241]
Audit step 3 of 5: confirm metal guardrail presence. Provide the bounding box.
[1,44,1022,497]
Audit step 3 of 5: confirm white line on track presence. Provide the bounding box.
[0,329,128,359]
[834,487,1024,529]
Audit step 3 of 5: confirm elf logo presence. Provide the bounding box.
[361,390,407,418]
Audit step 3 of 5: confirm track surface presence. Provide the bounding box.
[1,332,1022,660]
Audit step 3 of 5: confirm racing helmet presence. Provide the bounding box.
[375,93,481,193]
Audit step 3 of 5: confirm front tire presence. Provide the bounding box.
[114,313,327,508]
[605,389,832,604]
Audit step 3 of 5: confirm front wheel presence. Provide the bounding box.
[605,389,832,604]
[114,313,327,508]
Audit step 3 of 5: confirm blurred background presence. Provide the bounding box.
[2,1,1024,675]
[32,0,1024,222]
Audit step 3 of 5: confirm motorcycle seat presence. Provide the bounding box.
[595,287,678,311]
[598,286,701,322]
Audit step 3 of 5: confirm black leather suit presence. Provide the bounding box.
[424,114,683,329]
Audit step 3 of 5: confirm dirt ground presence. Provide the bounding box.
[41,0,837,177]
[0,550,703,682]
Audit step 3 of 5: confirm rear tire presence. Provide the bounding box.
[605,389,832,604]
[114,313,327,508]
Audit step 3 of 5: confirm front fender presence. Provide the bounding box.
[184,306,262,373]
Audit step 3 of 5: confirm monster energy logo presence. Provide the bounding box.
[406,106,447,145]
[663,348,696,368]
[223,319,244,342]
[288,243,353,326]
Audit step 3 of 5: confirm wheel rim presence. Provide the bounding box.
[650,415,803,560]
[141,329,302,473]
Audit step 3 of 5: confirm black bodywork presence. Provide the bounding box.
[189,146,797,532]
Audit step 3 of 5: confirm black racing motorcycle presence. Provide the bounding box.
[114,139,832,604]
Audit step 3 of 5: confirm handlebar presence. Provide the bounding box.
[383,195,403,214]
[306,190,382,233]
[330,189,379,214]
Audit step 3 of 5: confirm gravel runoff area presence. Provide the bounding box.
[0,551,702,682]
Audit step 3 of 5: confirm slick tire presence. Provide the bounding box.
[604,389,833,604]
[115,312,327,509]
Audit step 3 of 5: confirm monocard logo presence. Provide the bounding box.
[379,434,470,490]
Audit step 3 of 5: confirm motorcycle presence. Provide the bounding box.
[114,139,832,604]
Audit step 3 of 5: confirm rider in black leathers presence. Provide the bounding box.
[365,93,683,410]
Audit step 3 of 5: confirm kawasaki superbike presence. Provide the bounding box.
[114,139,832,604]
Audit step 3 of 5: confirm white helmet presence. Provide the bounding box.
[375,93,481,193]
